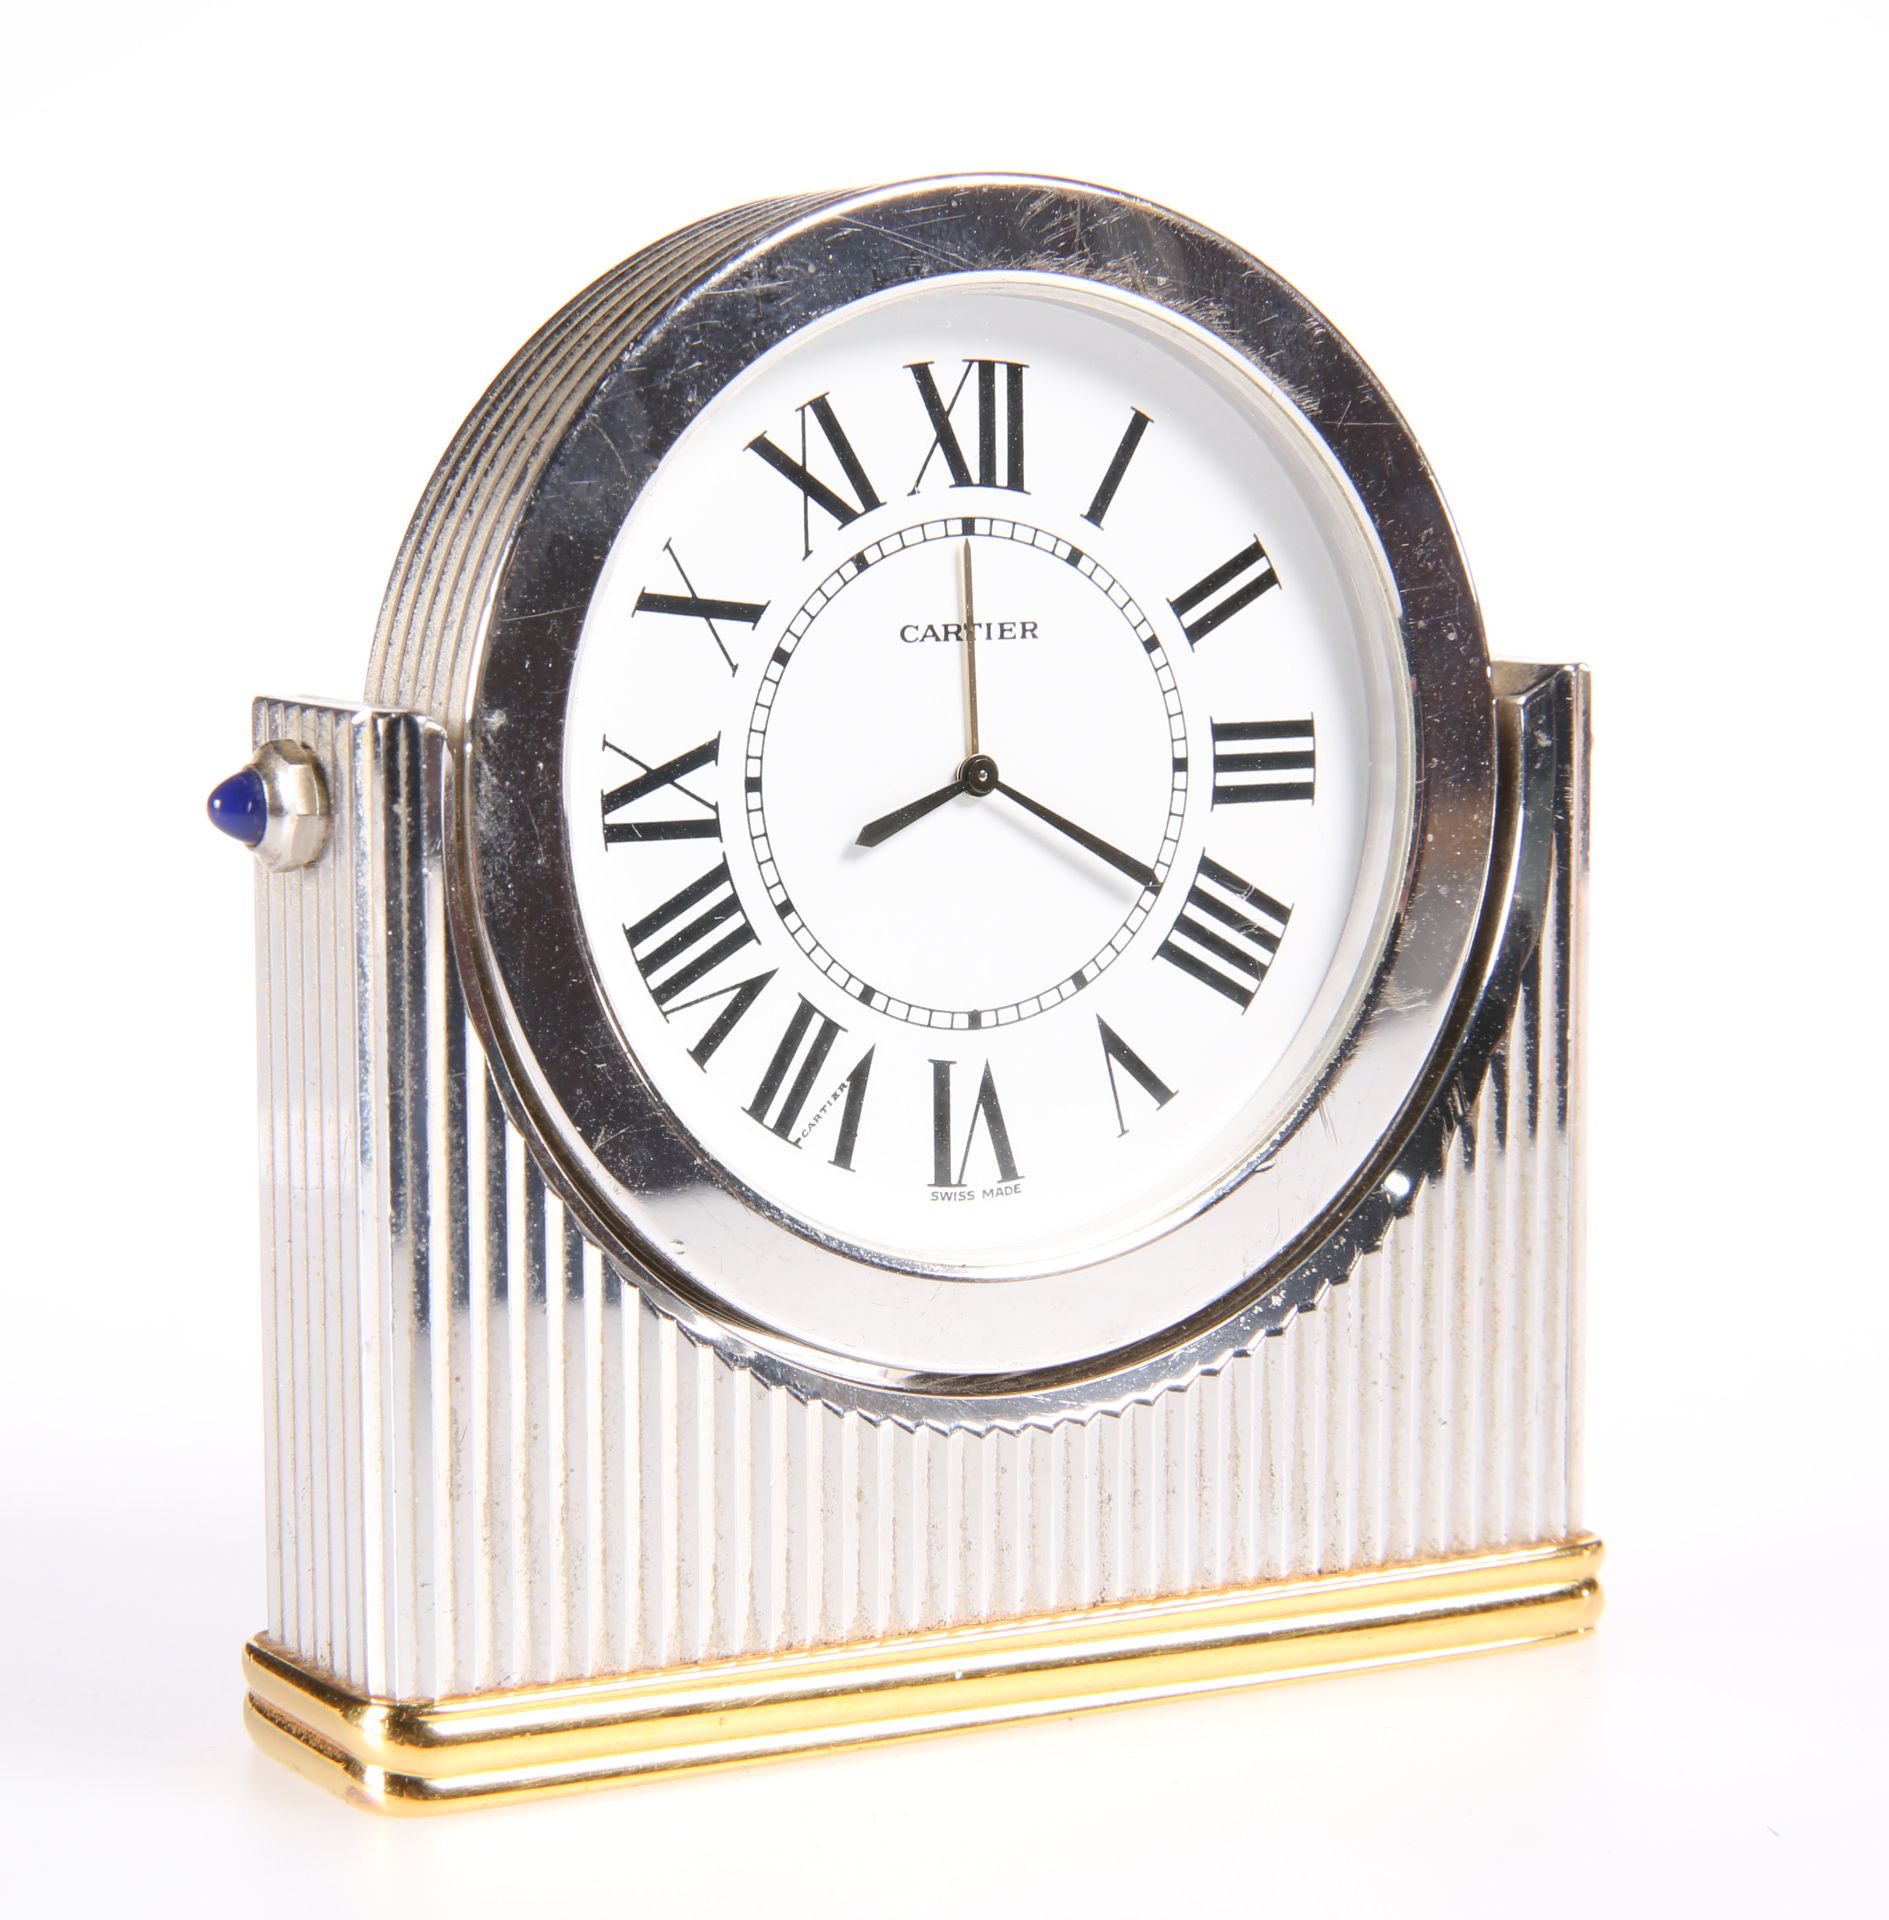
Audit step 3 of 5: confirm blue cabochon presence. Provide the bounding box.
[207,767,268,848]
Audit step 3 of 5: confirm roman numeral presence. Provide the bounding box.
[907,359,1027,493]
[624,857,760,1011]
[1170,536,1279,646]
[747,995,840,1136]
[1155,853,1291,1011]
[930,1059,1021,1188]
[1210,718,1316,806]
[825,1046,875,1172]
[601,735,719,844]
[1081,407,1151,527]
[668,967,776,1069]
[748,394,883,556]
[632,540,766,674]
[745,996,874,1167]
[1097,1018,1176,1136]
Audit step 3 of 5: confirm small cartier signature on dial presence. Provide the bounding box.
[898,619,1039,644]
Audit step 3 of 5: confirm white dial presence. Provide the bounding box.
[563,274,1409,1281]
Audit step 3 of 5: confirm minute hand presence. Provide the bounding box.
[992,781,1157,889]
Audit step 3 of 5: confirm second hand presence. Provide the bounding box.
[960,537,981,760]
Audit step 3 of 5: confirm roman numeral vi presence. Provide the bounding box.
[930,1059,1021,1188]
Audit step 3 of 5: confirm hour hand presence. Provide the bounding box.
[855,778,965,848]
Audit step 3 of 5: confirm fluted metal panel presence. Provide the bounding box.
[255,666,1584,1702]
[363,194,852,726]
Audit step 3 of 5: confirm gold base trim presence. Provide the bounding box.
[244,1534,1602,1813]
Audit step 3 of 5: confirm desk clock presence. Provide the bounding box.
[210,176,1599,1811]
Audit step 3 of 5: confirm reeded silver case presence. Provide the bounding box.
[244,179,1590,1735]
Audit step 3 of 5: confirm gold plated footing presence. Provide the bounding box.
[245,1534,1602,1813]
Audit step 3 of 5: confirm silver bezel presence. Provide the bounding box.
[443,177,1495,1410]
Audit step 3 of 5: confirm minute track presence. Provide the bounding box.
[746,517,1187,1031]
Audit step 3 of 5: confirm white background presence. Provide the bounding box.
[4,3,1883,1911]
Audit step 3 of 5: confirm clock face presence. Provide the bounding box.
[561,275,1411,1284]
